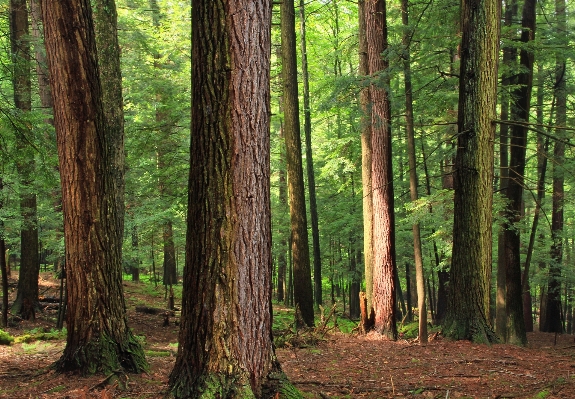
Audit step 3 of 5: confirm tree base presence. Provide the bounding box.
[443,318,499,344]
[54,332,148,375]
[170,368,304,399]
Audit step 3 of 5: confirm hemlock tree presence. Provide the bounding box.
[365,0,398,340]
[11,0,40,320]
[443,0,500,343]
[281,0,315,327]
[42,0,148,374]
[501,0,534,344]
[168,0,300,397]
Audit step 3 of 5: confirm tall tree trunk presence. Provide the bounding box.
[544,0,567,333]
[444,0,499,343]
[148,0,178,288]
[42,0,147,374]
[11,0,40,320]
[299,0,322,308]
[495,0,517,338]
[501,0,535,345]
[277,124,288,303]
[281,0,314,327]
[523,66,548,333]
[401,0,427,343]
[359,0,374,323]
[168,1,298,396]
[0,179,7,328]
[365,0,397,340]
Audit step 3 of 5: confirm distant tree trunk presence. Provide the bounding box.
[299,0,322,308]
[349,243,360,320]
[501,0,534,345]
[30,0,52,112]
[281,0,314,327]
[43,0,147,374]
[1,179,7,328]
[444,0,499,343]
[405,263,412,322]
[523,66,548,333]
[365,0,397,340]
[168,1,298,396]
[422,138,448,324]
[11,0,40,320]
[162,220,177,286]
[495,0,517,339]
[131,225,140,282]
[401,0,427,343]
[359,0,374,322]
[277,133,287,303]
[148,0,178,289]
[545,0,566,332]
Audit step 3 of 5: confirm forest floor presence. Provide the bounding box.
[1,272,575,398]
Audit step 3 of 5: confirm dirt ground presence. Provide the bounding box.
[1,273,575,398]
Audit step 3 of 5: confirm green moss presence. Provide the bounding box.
[145,349,171,357]
[171,372,256,399]
[0,329,14,345]
[14,327,66,344]
[55,331,149,375]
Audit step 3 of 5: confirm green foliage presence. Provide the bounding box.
[0,329,14,345]
[14,327,66,344]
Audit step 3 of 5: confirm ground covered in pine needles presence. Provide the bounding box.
[1,273,575,398]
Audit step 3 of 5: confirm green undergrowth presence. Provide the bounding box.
[273,303,355,348]
[398,321,442,340]
[0,329,14,345]
[14,327,66,344]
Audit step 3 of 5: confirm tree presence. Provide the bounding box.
[42,0,147,374]
[299,0,322,309]
[501,0,534,344]
[544,0,567,333]
[401,0,427,344]
[168,0,301,396]
[281,0,315,327]
[365,0,397,339]
[359,0,374,324]
[443,0,499,343]
[10,0,40,320]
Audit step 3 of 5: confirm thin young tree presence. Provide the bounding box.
[42,0,147,374]
[168,0,300,397]
[444,0,500,343]
[401,0,427,344]
[299,0,322,309]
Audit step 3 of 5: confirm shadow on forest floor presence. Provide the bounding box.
[1,272,575,398]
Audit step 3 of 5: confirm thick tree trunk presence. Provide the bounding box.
[169,1,298,397]
[281,0,314,327]
[42,0,147,374]
[365,0,397,340]
[444,0,499,343]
